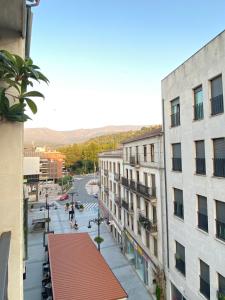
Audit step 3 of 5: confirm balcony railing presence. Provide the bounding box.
[121,177,129,188]
[198,212,208,232]
[171,112,180,127]
[114,173,120,182]
[216,219,225,241]
[214,158,225,177]
[174,202,184,219]
[175,254,185,275]
[172,158,182,171]
[211,94,224,115]
[196,158,206,175]
[194,102,204,120]
[218,290,225,300]
[139,213,157,233]
[104,169,108,176]
[130,179,136,191]
[122,199,129,211]
[137,183,156,199]
[200,276,210,300]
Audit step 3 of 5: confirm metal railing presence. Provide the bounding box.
[216,219,225,241]
[211,94,224,115]
[196,158,206,175]
[198,212,208,232]
[200,276,210,300]
[194,102,204,120]
[137,182,156,199]
[213,158,225,177]
[175,254,185,275]
[172,157,182,171]
[121,176,129,188]
[138,212,157,233]
[171,112,180,127]
[174,202,184,219]
[130,179,136,191]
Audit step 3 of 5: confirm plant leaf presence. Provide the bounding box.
[22,91,45,98]
[25,98,37,114]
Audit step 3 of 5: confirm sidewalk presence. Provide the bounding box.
[24,200,153,300]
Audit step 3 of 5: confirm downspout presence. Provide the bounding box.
[162,98,170,269]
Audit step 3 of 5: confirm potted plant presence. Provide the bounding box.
[94,236,104,245]
[0,50,48,123]
[79,204,84,212]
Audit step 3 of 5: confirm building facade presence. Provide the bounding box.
[162,30,225,300]
[99,128,166,297]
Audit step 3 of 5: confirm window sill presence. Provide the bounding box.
[194,173,206,177]
[212,175,225,180]
[210,112,224,117]
[170,125,181,129]
[173,214,184,222]
[193,118,204,122]
[196,227,209,236]
[215,236,225,246]
[172,169,182,173]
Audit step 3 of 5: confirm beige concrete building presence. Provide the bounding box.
[162,30,225,300]
[0,1,39,299]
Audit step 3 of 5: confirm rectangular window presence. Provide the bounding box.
[145,202,149,219]
[195,140,206,175]
[125,148,128,162]
[175,241,185,276]
[113,162,116,173]
[216,200,225,241]
[109,162,112,172]
[211,75,224,115]
[146,231,150,248]
[136,171,140,183]
[172,143,182,171]
[130,169,133,180]
[150,144,155,162]
[171,283,187,300]
[144,172,148,186]
[153,206,157,223]
[200,260,210,300]
[213,138,225,177]
[194,85,204,120]
[136,196,140,209]
[138,222,141,235]
[143,145,147,162]
[171,97,180,127]
[174,188,184,219]
[218,273,225,299]
[197,195,208,232]
[153,237,158,257]
[136,146,139,164]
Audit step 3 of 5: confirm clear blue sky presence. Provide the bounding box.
[26,0,225,130]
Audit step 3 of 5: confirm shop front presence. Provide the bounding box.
[124,231,149,286]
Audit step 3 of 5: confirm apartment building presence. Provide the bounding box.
[99,150,124,246]
[0,1,38,299]
[99,128,166,297]
[162,30,225,300]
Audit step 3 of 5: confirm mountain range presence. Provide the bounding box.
[24,125,145,147]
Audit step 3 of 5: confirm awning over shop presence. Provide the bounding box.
[0,231,11,300]
[48,233,128,300]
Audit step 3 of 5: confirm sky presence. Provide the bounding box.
[25,0,225,131]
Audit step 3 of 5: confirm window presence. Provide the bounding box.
[145,202,149,219]
[136,171,140,183]
[197,195,208,232]
[153,237,158,257]
[218,273,225,299]
[129,169,133,180]
[113,182,116,194]
[213,138,225,177]
[200,260,210,300]
[143,145,147,162]
[126,169,129,178]
[171,283,187,300]
[171,97,180,127]
[211,75,224,115]
[113,162,116,173]
[144,172,148,186]
[175,241,185,276]
[136,146,139,164]
[172,143,182,171]
[216,200,225,241]
[151,174,156,197]
[109,162,112,172]
[136,196,140,209]
[195,140,206,175]
[125,148,128,162]
[174,188,183,219]
[153,206,157,223]
[146,231,150,248]
[117,163,120,175]
[150,144,155,162]
[137,222,141,235]
[194,85,204,120]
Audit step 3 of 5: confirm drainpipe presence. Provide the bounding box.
[162,98,170,269]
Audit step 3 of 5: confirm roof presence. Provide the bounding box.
[98,149,123,158]
[122,127,163,144]
[48,233,128,300]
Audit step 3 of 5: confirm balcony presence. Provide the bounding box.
[172,158,182,171]
[104,169,108,176]
[171,112,180,127]
[139,212,157,233]
[114,195,121,207]
[136,183,156,199]
[114,173,120,182]
[211,94,224,115]
[218,290,225,300]
[216,219,225,241]
[122,199,129,211]
[175,254,185,275]
[121,177,129,188]
[196,158,206,175]
[198,212,208,232]
[194,102,204,120]
[214,158,225,177]
[129,155,140,167]
[200,276,210,300]
[174,202,184,219]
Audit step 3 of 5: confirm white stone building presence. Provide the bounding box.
[162,30,225,300]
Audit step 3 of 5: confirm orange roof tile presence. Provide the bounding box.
[48,233,128,300]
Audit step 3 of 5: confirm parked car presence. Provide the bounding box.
[59,194,69,201]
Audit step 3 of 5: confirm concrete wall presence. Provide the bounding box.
[0,33,25,300]
[162,30,225,299]
[24,157,40,176]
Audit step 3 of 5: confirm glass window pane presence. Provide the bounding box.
[198,195,207,215]
[216,200,225,221]
[200,260,210,282]
[173,143,181,158]
[196,141,205,158]
[194,86,203,104]
[214,138,225,158]
[211,75,223,98]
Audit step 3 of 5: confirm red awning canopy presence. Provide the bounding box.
[48,233,128,300]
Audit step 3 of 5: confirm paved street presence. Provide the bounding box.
[24,175,153,300]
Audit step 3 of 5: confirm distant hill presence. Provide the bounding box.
[24,125,145,147]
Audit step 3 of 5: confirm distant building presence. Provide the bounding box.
[23,157,40,201]
[162,30,225,300]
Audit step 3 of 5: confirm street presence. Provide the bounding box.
[24,175,152,300]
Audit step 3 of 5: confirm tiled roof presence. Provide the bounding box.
[122,127,163,144]
[48,233,127,300]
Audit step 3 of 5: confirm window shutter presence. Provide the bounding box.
[198,196,207,215]
[200,260,210,283]
[173,143,181,158]
[211,75,223,98]
[196,141,205,158]
[216,200,225,221]
[214,138,225,158]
